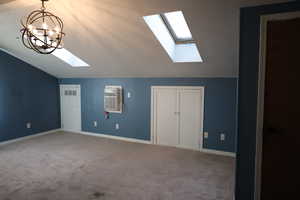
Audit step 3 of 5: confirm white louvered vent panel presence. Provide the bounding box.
[64,90,77,96]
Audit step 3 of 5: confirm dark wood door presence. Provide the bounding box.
[261,18,300,199]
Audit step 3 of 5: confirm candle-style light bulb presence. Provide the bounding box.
[48,30,54,36]
[54,27,60,33]
[28,24,33,30]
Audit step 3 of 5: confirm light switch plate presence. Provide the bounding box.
[127,92,131,98]
[93,121,98,127]
[26,123,31,129]
[116,123,119,130]
[220,133,226,141]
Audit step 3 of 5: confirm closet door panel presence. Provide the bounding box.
[179,89,202,150]
[155,88,179,147]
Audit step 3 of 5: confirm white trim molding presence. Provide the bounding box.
[0,127,236,158]
[201,148,236,157]
[64,130,235,157]
[0,129,61,147]
[68,130,152,145]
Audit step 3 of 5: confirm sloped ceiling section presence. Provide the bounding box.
[0,0,291,78]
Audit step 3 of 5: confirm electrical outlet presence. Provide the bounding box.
[26,123,31,129]
[115,123,119,130]
[93,121,98,127]
[127,92,131,98]
[204,132,209,139]
[220,133,226,141]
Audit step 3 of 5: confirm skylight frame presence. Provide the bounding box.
[160,11,195,44]
[143,13,203,63]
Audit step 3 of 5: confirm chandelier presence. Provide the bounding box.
[20,0,65,54]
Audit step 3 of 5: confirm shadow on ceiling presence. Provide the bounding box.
[0,0,15,5]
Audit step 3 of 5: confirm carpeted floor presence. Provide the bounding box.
[0,131,235,200]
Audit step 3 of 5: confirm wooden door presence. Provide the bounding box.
[261,18,300,200]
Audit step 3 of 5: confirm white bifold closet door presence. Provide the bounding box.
[152,87,204,150]
[60,85,82,132]
[155,88,179,147]
[179,89,202,150]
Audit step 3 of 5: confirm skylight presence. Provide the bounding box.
[162,11,193,42]
[52,48,89,67]
[143,11,202,63]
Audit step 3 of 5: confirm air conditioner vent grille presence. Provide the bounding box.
[104,86,123,113]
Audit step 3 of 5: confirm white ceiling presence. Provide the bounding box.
[0,0,291,78]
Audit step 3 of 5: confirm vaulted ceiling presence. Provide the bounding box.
[0,0,291,78]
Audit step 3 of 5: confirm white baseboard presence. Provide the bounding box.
[0,129,236,157]
[65,130,235,157]
[201,148,236,157]
[0,129,61,147]
[66,130,152,145]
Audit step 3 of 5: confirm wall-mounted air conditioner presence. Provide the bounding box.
[104,86,123,113]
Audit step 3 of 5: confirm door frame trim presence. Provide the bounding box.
[150,86,205,151]
[59,84,82,132]
[255,11,300,200]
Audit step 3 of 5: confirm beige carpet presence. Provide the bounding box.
[0,131,235,200]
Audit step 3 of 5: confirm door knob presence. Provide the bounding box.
[264,126,284,135]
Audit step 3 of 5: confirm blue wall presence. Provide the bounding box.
[237,2,300,200]
[60,78,238,153]
[0,50,60,142]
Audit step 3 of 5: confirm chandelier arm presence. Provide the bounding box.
[22,31,61,54]
[25,37,46,54]
[31,35,54,48]
[30,38,50,54]
[29,34,61,50]
[27,38,40,53]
